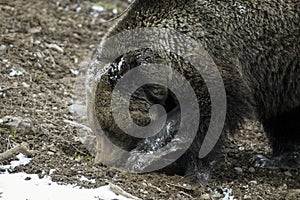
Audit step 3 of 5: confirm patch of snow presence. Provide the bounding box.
[70,69,79,76]
[9,68,23,77]
[49,169,56,175]
[221,188,234,200]
[77,175,96,184]
[0,173,131,200]
[210,187,235,200]
[1,153,32,172]
[0,154,132,200]
[117,57,125,72]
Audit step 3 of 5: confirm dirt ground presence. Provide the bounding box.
[0,0,299,199]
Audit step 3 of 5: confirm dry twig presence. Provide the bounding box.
[109,183,141,200]
[0,142,35,162]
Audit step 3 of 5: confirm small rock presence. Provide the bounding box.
[249,180,257,185]
[0,92,6,98]
[243,195,252,199]
[248,167,255,173]
[45,43,64,53]
[211,193,222,198]
[0,44,7,55]
[234,167,243,174]
[28,27,42,34]
[200,193,210,200]
[22,82,30,88]
[36,52,44,59]
[34,40,41,45]
[76,7,81,13]
[281,184,288,190]
[143,190,149,195]
[284,171,292,177]
[91,5,105,12]
[64,120,96,156]
[47,151,55,156]
[68,104,86,116]
[74,57,79,64]
[238,146,245,151]
[70,69,79,76]
[112,8,118,14]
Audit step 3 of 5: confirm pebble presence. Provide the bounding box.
[284,171,292,177]
[143,190,149,195]
[34,40,41,45]
[73,57,79,64]
[243,195,252,199]
[234,167,243,174]
[28,27,42,34]
[0,44,7,55]
[211,193,222,198]
[248,167,255,173]
[200,193,210,200]
[91,5,105,12]
[238,146,245,151]
[64,119,96,156]
[112,8,118,14]
[22,82,30,88]
[47,151,55,156]
[45,43,64,53]
[76,7,81,13]
[36,51,44,59]
[68,104,86,116]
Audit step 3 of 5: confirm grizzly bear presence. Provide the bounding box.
[87,0,299,181]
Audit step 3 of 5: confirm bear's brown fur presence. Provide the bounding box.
[87,0,300,180]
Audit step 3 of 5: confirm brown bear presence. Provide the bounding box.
[87,0,300,181]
